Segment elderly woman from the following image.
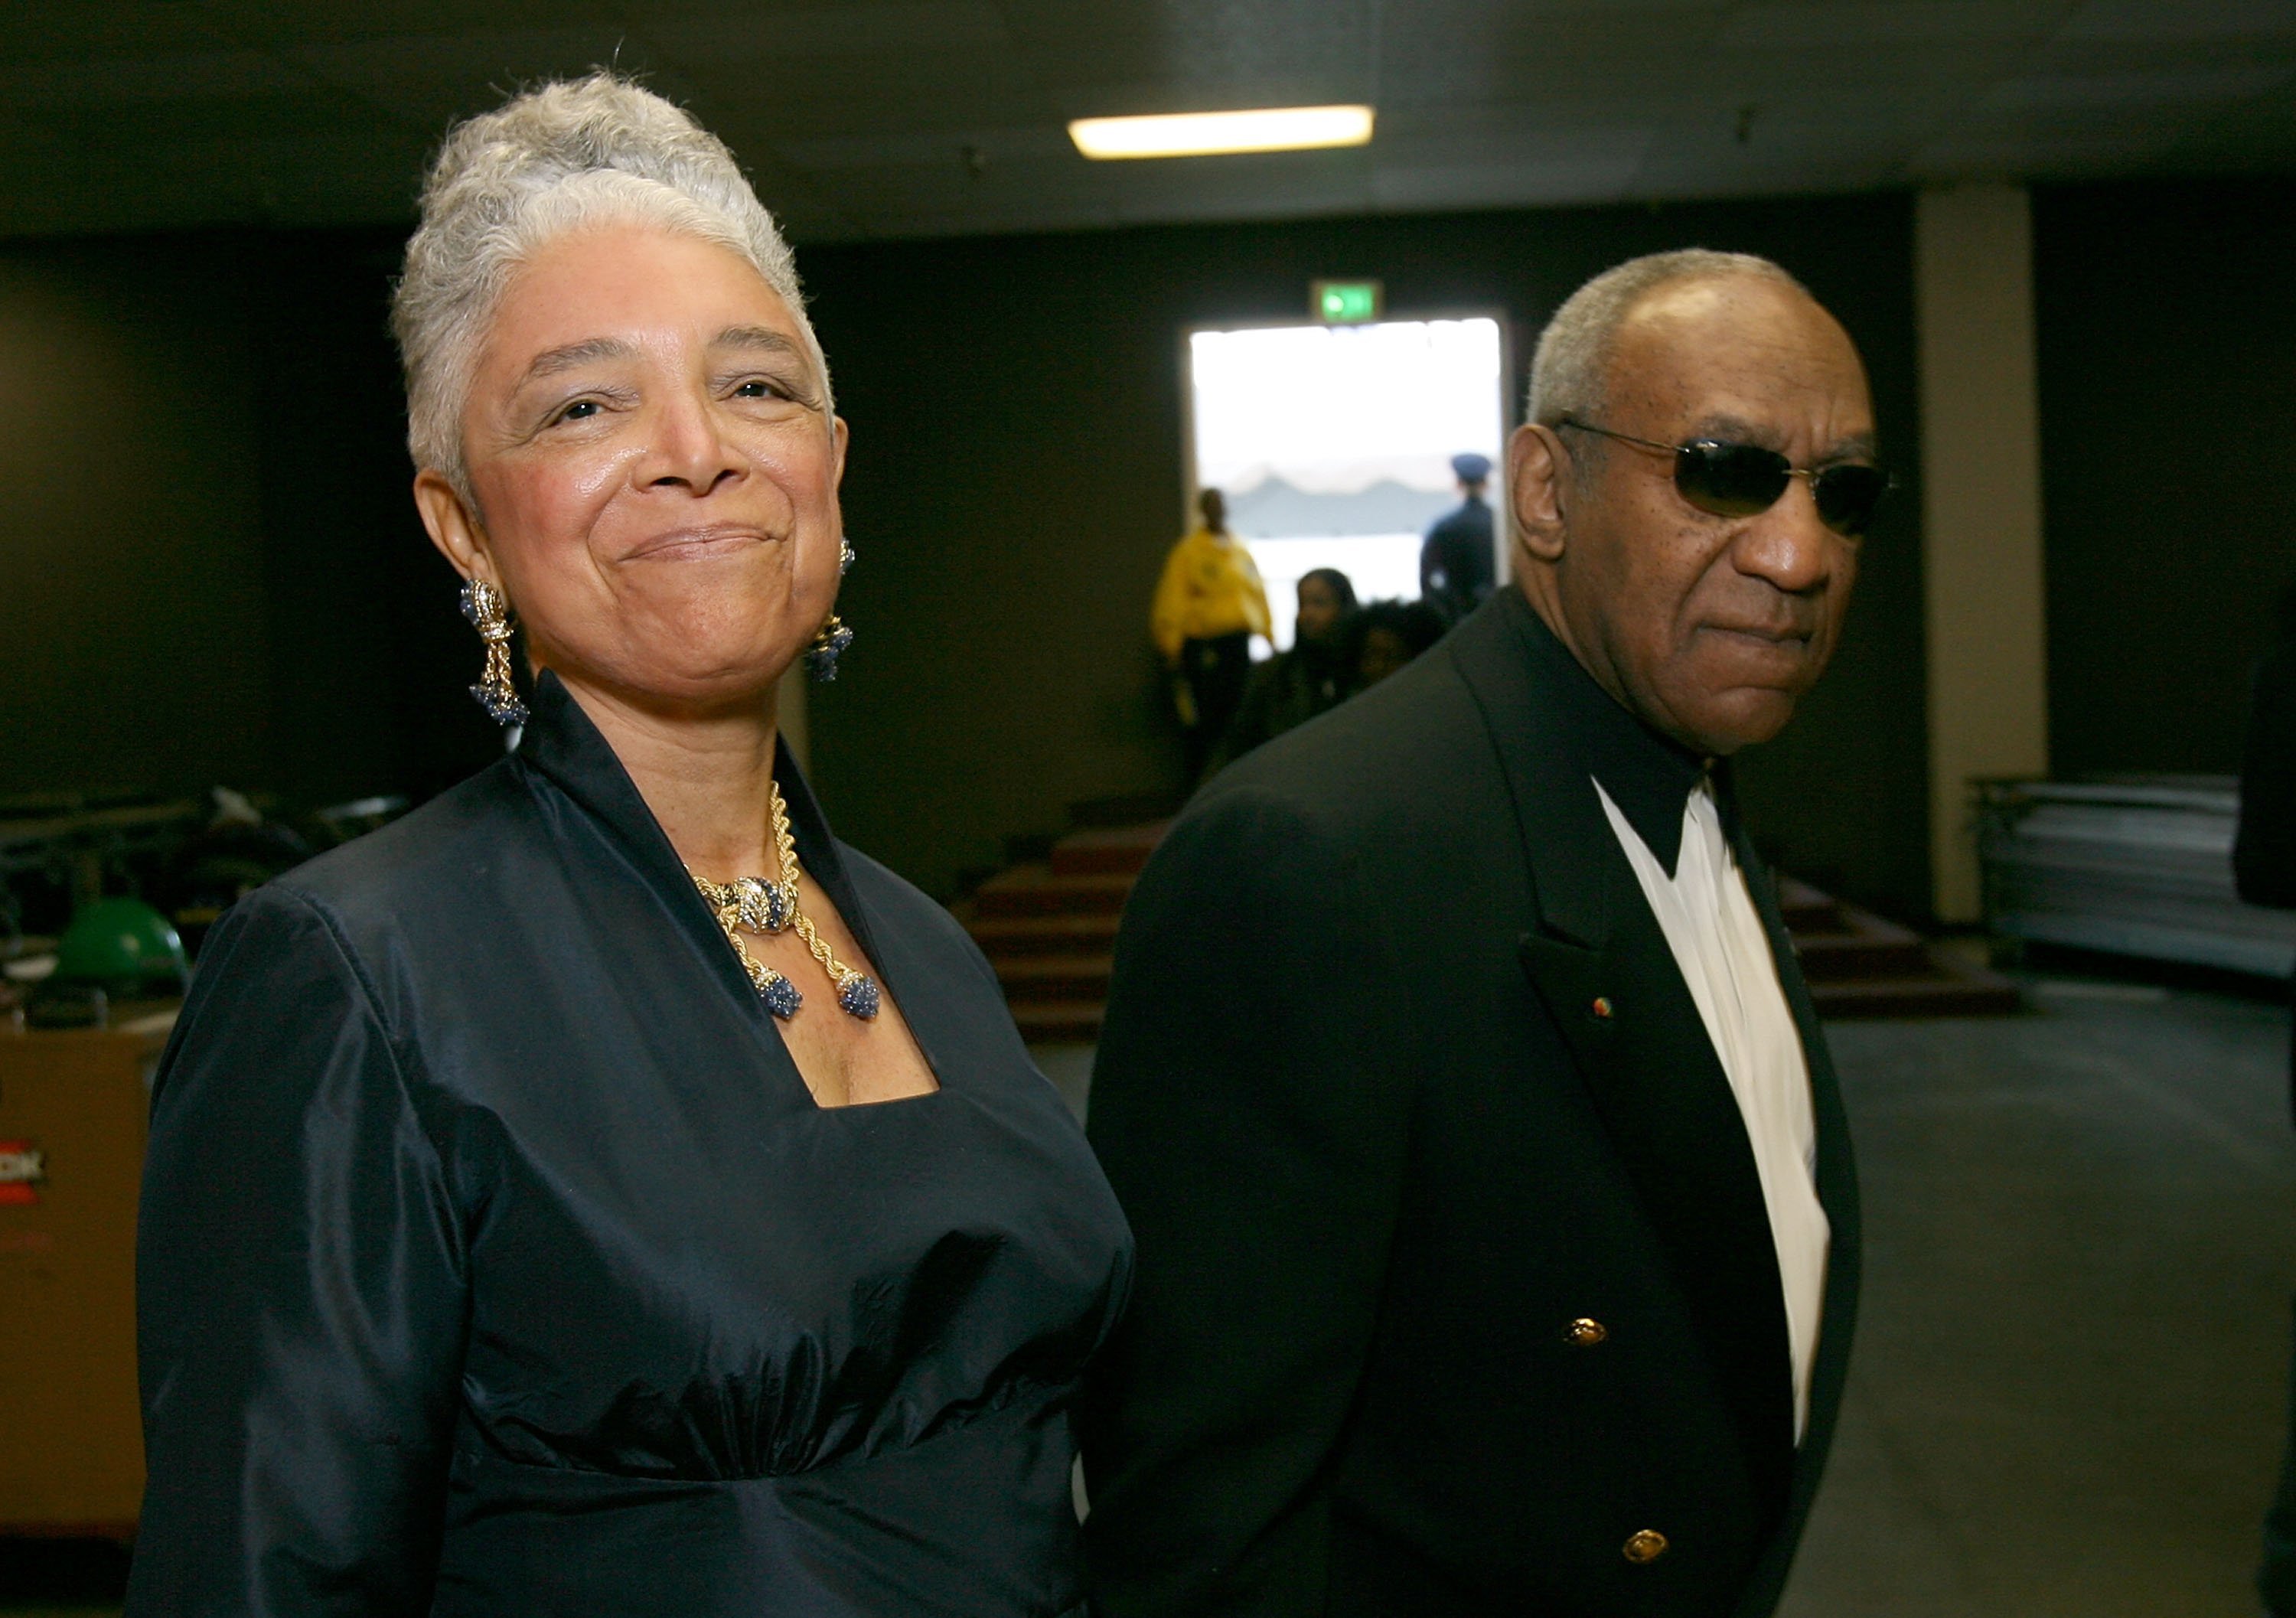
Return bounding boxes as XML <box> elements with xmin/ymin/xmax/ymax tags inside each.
<box><xmin>128</xmin><ymin>76</ymin><xmax>1130</xmax><ymax>1616</ymax></box>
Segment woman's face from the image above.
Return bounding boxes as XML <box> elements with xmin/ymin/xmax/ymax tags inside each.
<box><xmin>420</xmin><ymin>222</ymin><xmax>846</xmax><ymax>715</ymax></box>
<box><xmin>1294</xmin><ymin>577</ymin><xmax>1345</xmax><ymax>646</ymax></box>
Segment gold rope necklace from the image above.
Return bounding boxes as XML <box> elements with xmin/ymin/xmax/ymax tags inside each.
<box><xmin>690</xmin><ymin>780</ymin><xmax>882</xmax><ymax>1021</ymax></box>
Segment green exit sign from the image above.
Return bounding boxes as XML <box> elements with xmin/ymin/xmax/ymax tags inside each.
<box><xmin>1312</xmin><ymin>279</ymin><xmax>1383</xmax><ymax>324</ymax></box>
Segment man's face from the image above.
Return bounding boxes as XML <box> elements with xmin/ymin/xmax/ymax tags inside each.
<box><xmin>1537</xmin><ymin>277</ymin><xmax>1872</xmax><ymax>755</ymax></box>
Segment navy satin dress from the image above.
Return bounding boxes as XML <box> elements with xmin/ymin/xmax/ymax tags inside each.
<box><xmin>128</xmin><ymin>672</ymin><xmax>1133</xmax><ymax>1617</ymax></box>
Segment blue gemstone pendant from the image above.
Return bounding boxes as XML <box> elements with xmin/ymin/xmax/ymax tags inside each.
<box><xmin>837</xmin><ymin>974</ymin><xmax>882</xmax><ymax>1019</ymax></box>
<box><xmin>759</xmin><ymin>972</ymin><xmax>803</xmax><ymax>1019</ymax></box>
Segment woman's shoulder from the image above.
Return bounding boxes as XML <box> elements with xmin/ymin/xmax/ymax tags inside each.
<box><xmin>265</xmin><ymin>757</ymin><xmax>533</xmax><ymax>929</ymax></box>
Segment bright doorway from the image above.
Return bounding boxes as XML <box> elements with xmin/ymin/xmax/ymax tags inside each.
<box><xmin>1186</xmin><ymin>316</ymin><xmax>1510</xmax><ymax>650</ymax></box>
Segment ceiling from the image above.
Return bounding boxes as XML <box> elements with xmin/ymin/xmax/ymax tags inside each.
<box><xmin>4</xmin><ymin>0</ymin><xmax>2294</xmax><ymax>244</ymax></box>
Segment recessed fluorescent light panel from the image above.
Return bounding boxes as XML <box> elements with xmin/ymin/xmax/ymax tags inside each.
<box><xmin>1068</xmin><ymin>105</ymin><xmax>1375</xmax><ymax>160</ymax></box>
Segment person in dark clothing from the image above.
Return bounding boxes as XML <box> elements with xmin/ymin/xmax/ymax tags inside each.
<box><xmin>1419</xmin><ymin>450</ymin><xmax>1498</xmax><ymax>621</ymax></box>
<box><xmin>128</xmin><ymin>76</ymin><xmax>1130</xmax><ymax>1618</ymax></box>
<box><xmin>1342</xmin><ymin>597</ymin><xmax>1449</xmax><ymax>692</ymax></box>
<box><xmin>1082</xmin><ymin>250</ymin><xmax>1879</xmax><ymax>1617</ymax></box>
<box><xmin>2235</xmin><ymin>583</ymin><xmax>2296</xmax><ymax>1618</ymax></box>
<box><xmin>1212</xmin><ymin>567</ymin><xmax>1357</xmax><ymax>770</ymax></box>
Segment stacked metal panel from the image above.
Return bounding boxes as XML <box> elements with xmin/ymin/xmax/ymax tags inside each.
<box><xmin>1978</xmin><ymin>775</ymin><xmax>2296</xmax><ymax>979</ymax></box>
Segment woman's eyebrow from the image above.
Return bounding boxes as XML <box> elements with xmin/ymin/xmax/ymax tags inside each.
<box><xmin>517</xmin><ymin>335</ymin><xmax>632</xmax><ymax>389</ymax></box>
<box><xmin>713</xmin><ymin>325</ymin><xmax>803</xmax><ymax>359</ymax></box>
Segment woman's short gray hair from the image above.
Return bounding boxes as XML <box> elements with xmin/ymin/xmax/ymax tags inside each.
<box><xmin>392</xmin><ymin>72</ymin><xmax>827</xmax><ymax>498</ymax></box>
<box><xmin>1527</xmin><ymin>249</ymin><xmax>1807</xmax><ymax>427</ymax></box>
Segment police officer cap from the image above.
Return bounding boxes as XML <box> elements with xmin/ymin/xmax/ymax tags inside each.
<box><xmin>1451</xmin><ymin>452</ymin><xmax>1492</xmax><ymax>484</ymax></box>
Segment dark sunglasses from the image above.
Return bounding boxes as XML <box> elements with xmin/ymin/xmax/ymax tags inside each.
<box><xmin>1556</xmin><ymin>416</ymin><xmax>1892</xmax><ymax>538</ymax></box>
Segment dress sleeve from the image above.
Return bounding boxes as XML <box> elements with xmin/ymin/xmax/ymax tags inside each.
<box><xmin>127</xmin><ymin>886</ymin><xmax>466</xmax><ymax>1616</ymax></box>
<box><xmin>1079</xmin><ymin>786</ymin><xmax>1411</xmax><ymax>1616</ymax></box>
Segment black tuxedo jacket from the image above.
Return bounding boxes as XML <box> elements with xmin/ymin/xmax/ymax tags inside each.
<box><xmin>1080</xmin><ymin>589</ymin><xmax>1860</xmax><ymax>1617</ymax></box>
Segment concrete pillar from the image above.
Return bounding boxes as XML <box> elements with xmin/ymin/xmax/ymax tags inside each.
<box><xmin>1915</xmin><ymin>182</ymin><xmax>2050</xmax><ymax>923</ymax></box>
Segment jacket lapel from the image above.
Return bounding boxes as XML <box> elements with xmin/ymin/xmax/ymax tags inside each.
<box><xmin>1447</xmin><ymin>594</ymin><xmax>1797</xmax><ymax>1509</ymax></box>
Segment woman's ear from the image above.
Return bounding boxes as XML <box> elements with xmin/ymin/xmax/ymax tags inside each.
<box><xmin>1508</xmin><ymin>422</ymin><xmax>1571</xmax><ymax>566</ymax></box>
<box><xmin>413</xmin><ymin>468</ymin><xmax>496</xmax><ymax>586</ymax></box>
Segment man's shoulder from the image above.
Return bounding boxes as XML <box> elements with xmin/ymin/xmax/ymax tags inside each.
<box><xmin>1189</xmin><ymin>640</ymin><xmax>1495</xmax><ymax>843</ymax></box>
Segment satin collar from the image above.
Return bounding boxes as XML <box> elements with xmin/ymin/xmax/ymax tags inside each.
<box><xmin>1500</xmin><ymin>590</ymin><xmax>1720</xmax><ymax>879</ymax></box>
<box><xmin>510</xmin><ymin>669</ymin><xmax>863</xmax><ymax>935</ymax></box>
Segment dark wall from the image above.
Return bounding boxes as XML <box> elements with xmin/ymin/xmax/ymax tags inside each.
<box><xmin>2034</xmin><ymin>178</ymin><xmax>2296</xmax><ymax>780</ymax></box>
<box><xmin>0</xmin><ymin>236</ymin><xmax>269</xmax><ymax>804</ymax></box>
<box><xmin>804</xmin><ymin>194</ymin><xmax>1931</xmax><ymax>917</ymax></box>
<box><xmin>8</xmin><ymin>194</ymin><xmax>1930</xmax><ymax>922</ymax></box>
<box><xmin>0</xmin><ymin>227</ymin><xmax>503</xmax><ymax>815</ymax></box>
<box><xmin>240</xmin><ymin>230</ymin><xmax>504</xmax><ymax>806</ymax></box>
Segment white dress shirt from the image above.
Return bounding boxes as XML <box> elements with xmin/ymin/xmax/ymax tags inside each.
<box><xmin>1596</xmin><ymin>778</ymin><xmax>1831</xmax><ymax>1442</ymax></box>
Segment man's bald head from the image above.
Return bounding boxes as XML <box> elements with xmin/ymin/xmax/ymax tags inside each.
<box><xmin>1528</xmin><ymin>249</ymin><xmax>1812</xmax><ymax>432</ymax></box>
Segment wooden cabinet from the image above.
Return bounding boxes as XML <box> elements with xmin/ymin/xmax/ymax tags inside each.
<box><xmin>0</xmin><ymin>1010</ymin><xmax>173</xmax><ymax>1536</ymax></box>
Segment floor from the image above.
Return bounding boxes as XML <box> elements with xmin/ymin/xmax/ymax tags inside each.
<box><xmin>1778</xmin><ymin>981</ymin><xmax>2296</xmax><ymax>1618</ymax></box>
<box><xmin>1042</xmin><ymin>977</ymin><xmax>2296</xmax><ymax>1618</ymax></box>
<box><xmin>9</xmin><ymin>987</ymin><xmax>2288</xmax><ymax>1615</ymax></box>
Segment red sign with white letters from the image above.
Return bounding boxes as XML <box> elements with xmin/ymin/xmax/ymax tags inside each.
<box><xmin>0</xmin><ymin>1140</ymin><xmax>45</xmax><ymax>1205</ymax></box>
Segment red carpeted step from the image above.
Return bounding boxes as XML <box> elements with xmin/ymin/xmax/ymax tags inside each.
<box><xmin>1792</xmin><ymin>906</ymin><xmax>1932</xmax><ymax>982</ymax></box>
<box><xmin>1008</xmin><ymin>1000</ymin><xmax>1107</xmax><ymax>1043</ymax></box>
<box><xmin>1778</xmin><ymin>876</ymin><xmax>2021</xmax><ymax>1019</ymax></box>
<box><xmin>1812</xmin><ymin>972</ymin><xmax>2022</xmax><ymax>1019</ymax></box>
<box><xmin>973</xmin><ymin>863</ymin><xmax>1136</xmax><ymax>918</ymax></box>
<box><xmin>966</xmin><ymin>912</ymin><xmax>1124</xmax><ymax>957</ymax></box>
<box><xmin>991</xmin><ymin>954</ymin><xmax>1116</xmax><ymax>1003</ymax></box>
<box><xmin>1048</xmin><ymin>821</ymin><xmax>1171</xmax><ymax>878</ymax></box>
<box><xmin>1776</xmin><ymin>875</ymin><xmax>1844</xmax><ymax>935</ymax></box>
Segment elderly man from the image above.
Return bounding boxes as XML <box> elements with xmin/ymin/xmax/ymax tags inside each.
<box><xmin>1081</xmin><ymin>249</ymin><xmax>1884</xmax><ymax>1617</ymax></box>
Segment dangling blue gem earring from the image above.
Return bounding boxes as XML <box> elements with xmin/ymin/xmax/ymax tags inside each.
<box><xmin>805</xmin><ymin>541</ymin><xmax>856</xmax><ymax>681</ymax></box>
<box><xmin>460</xmin><ymin>579</ymin><xmax>527</xmax><ymax>726</ymax></box>
<box><xmin>805</xmin><ymin>615</ymin><xmax>853</xmax><ymax>681</ymax></box>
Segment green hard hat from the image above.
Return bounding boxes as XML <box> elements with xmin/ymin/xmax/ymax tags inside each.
<box><xmin>54</xmin><ymin>898</ymin><xmax>188</xmax><ymax>995</ymax></box>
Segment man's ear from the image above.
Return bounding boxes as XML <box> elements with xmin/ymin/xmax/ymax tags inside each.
<box><xmin>413</xmin><ymin>468</ymin><xmax>497</xmax><ymax>587</ymax></box>
<box><xmin>1508</xmin><ymin>422</ymin><xmax>1571</xmax><ymax>566</ymax></box>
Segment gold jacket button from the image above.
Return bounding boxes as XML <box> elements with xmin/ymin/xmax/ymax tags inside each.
<box><xmin>1590</xmin><ymin>995</ymin><xmax>1616</xmax><ymax>1019</ymax></box>
<box><xmin>1623</xmin><ymin>1529</ymin><xmax>1668</xmax><ymax>1564</ymax></box>
<box><xmin>1564</xmin><ymin>1317</ymin><xmax>1608</xmax><ymax>1347</ymax></box>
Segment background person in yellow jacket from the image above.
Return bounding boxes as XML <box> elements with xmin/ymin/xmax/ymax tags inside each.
<box><xmin>1152</xmin><ymin>488</ymin><xmax>1272</xmax><ymax>780</ymax></box>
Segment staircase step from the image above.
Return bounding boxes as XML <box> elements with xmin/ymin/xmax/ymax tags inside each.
<box><xmin>1812</xmin><ymin>970</ymin><xmax>2023</xmax><ymax>1019</ymax></box>
<box><xmin>1008</xmin><ymin>999</ymin><xmax>1107</xmax><ymax>1042</ymax></box>
<box><xmin>1049</xmin><ymin>821</ymin><xmax>1170</xmax><ymax>878</ymax></box>
<box><xmin>967</xmin><ymin>912</ymin><xmax>1124</xmax><ymax>957</ymax></box>
<box><xmin>1794</xmin><ymin>906</ymin><xmax>1929</xmax><ymax>981</ymax></box>
<box><xmin>1068</xmin><ymin>789</ymin><xmax>1186</xmax><ymax>828</ymax></box>
<box><xmin>1776</xmin><ymin>875</ymin><xmax>1844</xmax><ymax>933</ymax></box>
<box><xmin>993</xmin><ymin>954</ymin><xmax>1115</xmax><ymax>1003</ymax></box>
<box><xmin>974</xmin><ymin>863</ymin><xmax>1137</xmax><ymax>918</ymax></box>
<box><xmin>1780</xmin><ymin>876</ymin><xmax>2020</xmax><ymax>1020</ymax></box>
<box><xmin>1796</xmin><ymin>935</ymin><xmax>1934</xmax><ymax>980</ymax></box>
